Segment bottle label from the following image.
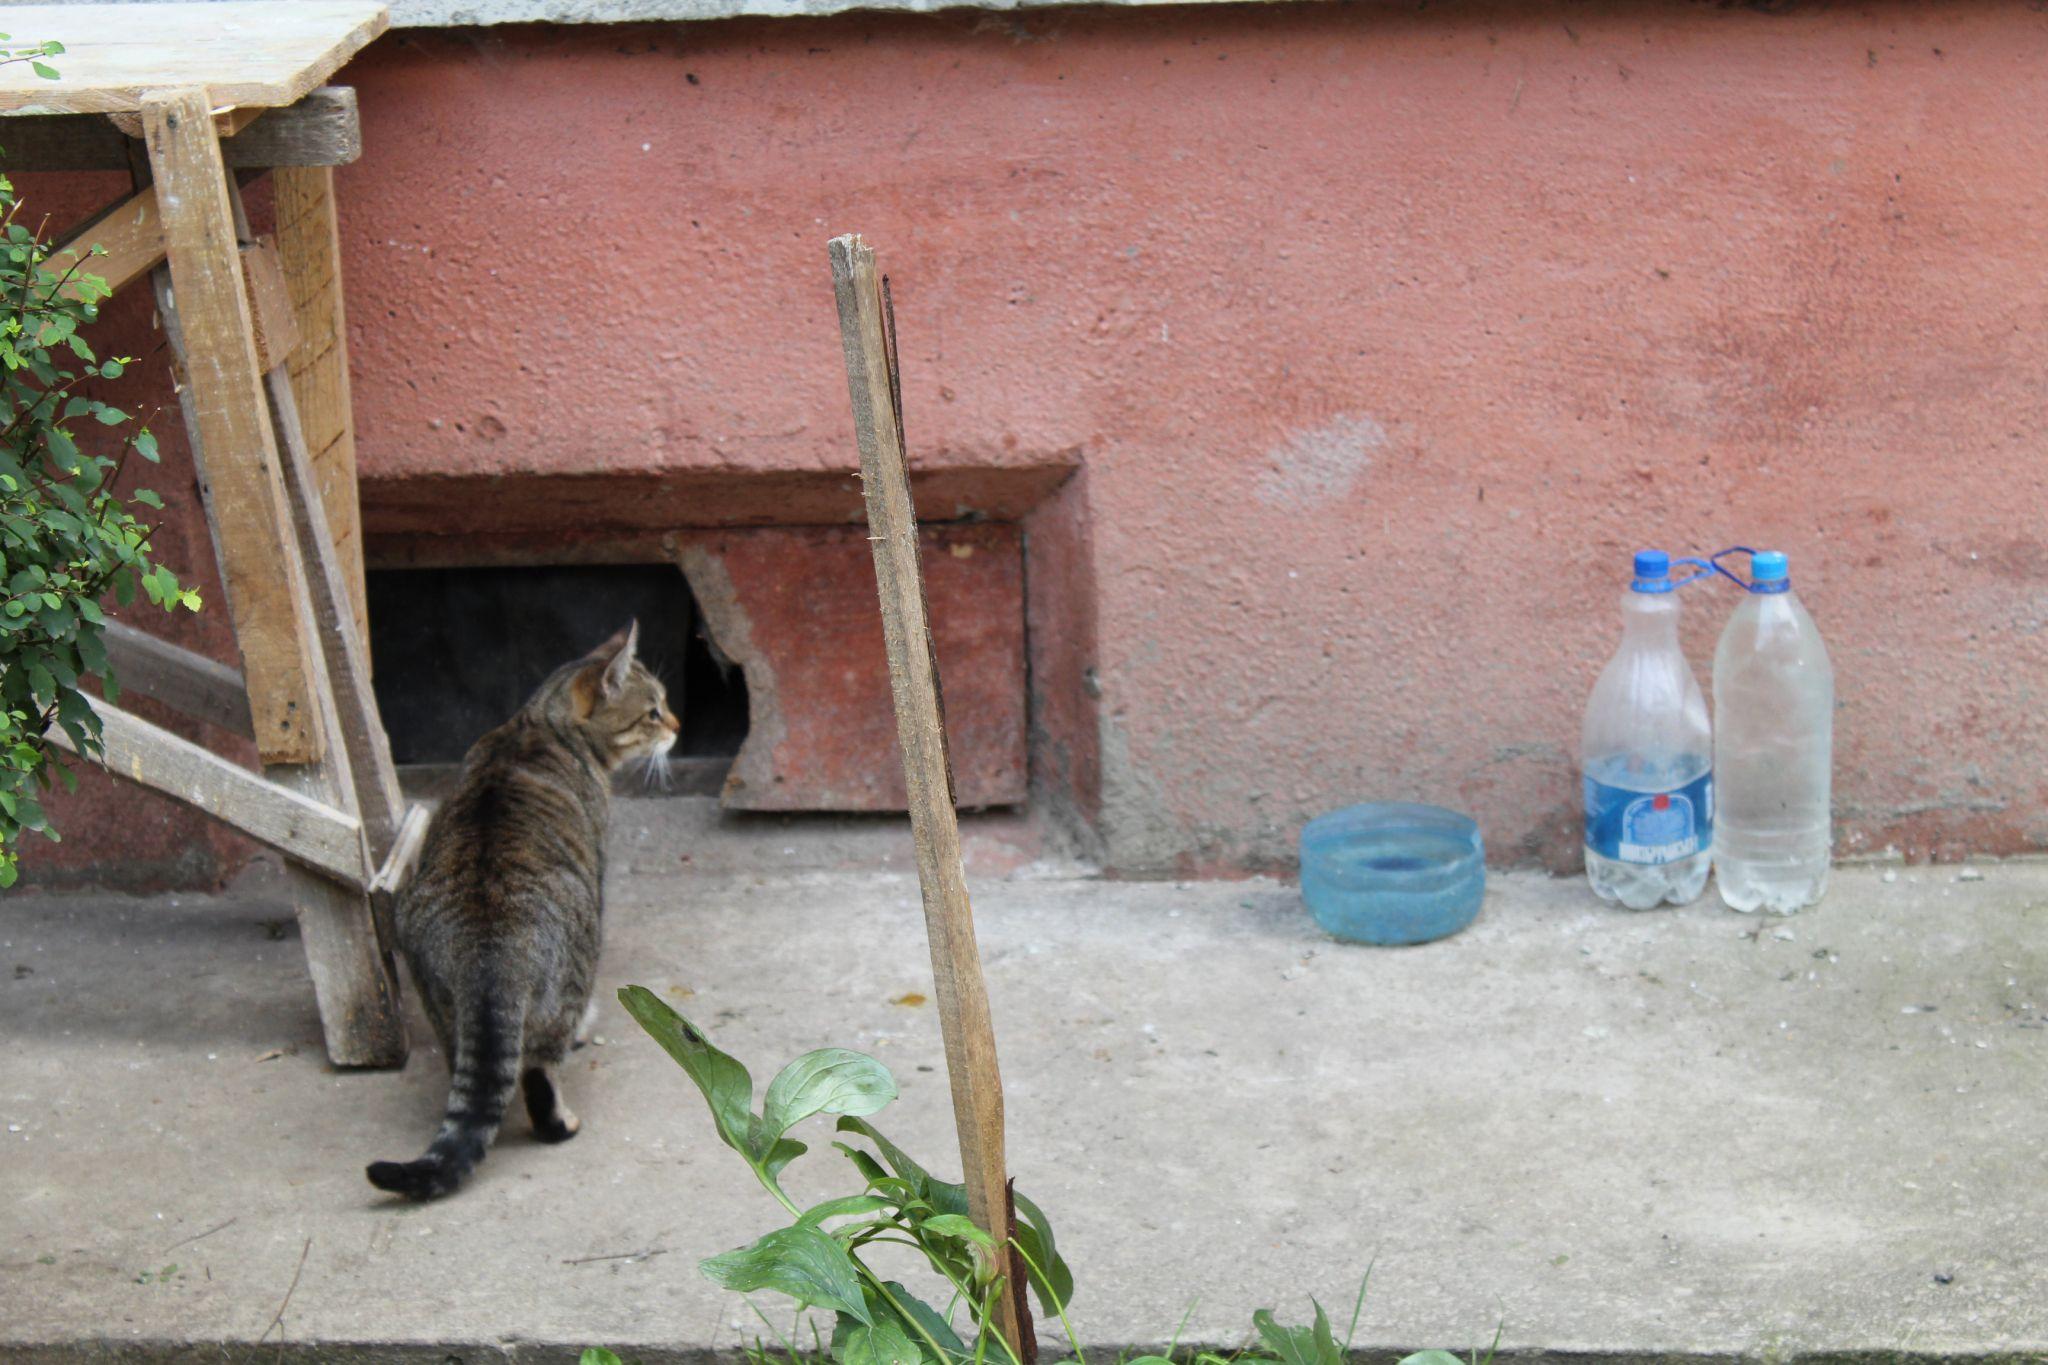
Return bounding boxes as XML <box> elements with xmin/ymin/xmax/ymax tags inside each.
<box><xmin>1584</xmin><ymin>771</ymin><xmax>1712</xmax><ymax>864</ymax></box>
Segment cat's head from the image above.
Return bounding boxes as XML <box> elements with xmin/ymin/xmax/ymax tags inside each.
<box><xmin>567</xmin><ymin>621</ymin><xmax>679</xmax><ymax>767</ymax></box>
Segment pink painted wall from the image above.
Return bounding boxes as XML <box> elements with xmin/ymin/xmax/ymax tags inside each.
<box><xmin>30</xmin><ymin>0</ymin><xmax>2048</xmax><ymax>885</ymax></box>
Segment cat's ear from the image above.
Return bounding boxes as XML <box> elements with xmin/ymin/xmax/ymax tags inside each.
<box><xmin>597</xmin><ymin>619</ymin><xmax>639</xmax><ymax>699</ymax></box>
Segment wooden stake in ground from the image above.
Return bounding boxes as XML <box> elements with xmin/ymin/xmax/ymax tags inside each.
<box><xmin>828</xmin><ymin>234</ymin><xmax>1030</xmax><ymax>1361</ymax></box>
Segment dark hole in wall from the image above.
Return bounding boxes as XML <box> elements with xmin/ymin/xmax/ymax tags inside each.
<box><xmin>366</xmin><ymin>564</ymin><xmax>747</xmax><ymax>766</ymax></box>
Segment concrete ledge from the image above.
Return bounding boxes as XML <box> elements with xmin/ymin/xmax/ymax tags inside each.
<box><xmin>45</xmin><ymin>0</ymin><xmax>1298</xmax><ymax>30</ymax></box>
<box><xmin>3</xmin><ymin>806</ymin><xmax>2044</xmax><ymax>1360</ymax></box>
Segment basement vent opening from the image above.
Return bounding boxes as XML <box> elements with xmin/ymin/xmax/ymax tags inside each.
<box><xmin>366</xmin><ymin>564</ymin><xmax>747</xmax><ymax>783</ymax></box>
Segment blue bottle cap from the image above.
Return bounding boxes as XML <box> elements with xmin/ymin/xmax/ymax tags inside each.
<box><xmin>1632</xmin><ymin>549</ymin><xmax>1670</xmax><ymax>592</ymax></box>
<box><xmin>1753</xmin><ymin>550</ymin><xmax>1789</xmax><ymax>582</ymax></box>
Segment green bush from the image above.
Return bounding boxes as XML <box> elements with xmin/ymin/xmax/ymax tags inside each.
<box><xmin>0</xmin><ymin>69</ymin><xmax>200</xmax><ymax>887</ymax></box>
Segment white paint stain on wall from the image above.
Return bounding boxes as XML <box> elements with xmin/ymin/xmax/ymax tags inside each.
<box><xmin>1253</xmin><ymin>413</ymin><xmax>1386</xmax><ymax>511</ymax></box>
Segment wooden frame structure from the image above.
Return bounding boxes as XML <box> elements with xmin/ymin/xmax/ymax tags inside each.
<box><xmin>3</xmin><ymin>4</ymin><xmax>418</xmax><ymax>1066</ymax></box>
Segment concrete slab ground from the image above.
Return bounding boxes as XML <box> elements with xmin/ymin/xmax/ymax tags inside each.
<box><xmin>3</xmin><ymin>797</ymin><xmax>2046</xmax><ymax>1363</ymax></box>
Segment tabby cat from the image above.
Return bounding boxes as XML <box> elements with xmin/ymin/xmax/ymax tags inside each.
<box><xmin>367</xmin><ymin>621</ymin><xmax>677</xmax><ymax>1200</ymax></box>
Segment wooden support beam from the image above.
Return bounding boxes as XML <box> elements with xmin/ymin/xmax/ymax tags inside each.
<box><xmin>371</xmin><ymin>804</ymin><xmax>430</xmax><ymax>899</ymax></box>
<box><xmin>100</xmin><ymin>620</ymin><xmax>254</xmax><ymax>739</ymax></box>
<box><xmin>269</xmin><ymin>365</ymin><xmax>405</xmax><ymax>856</ymax></box>
<box><xmin>0</xmin><ymin>88</ymin><xmax>366</xmax><ymax>172</ymax></box>
<box><xmin>46</xmin><ymin>700</ymin><xmax>366</xmax><ymax>890</ymax></box>
<box><xmin>143</xmin><ymin>87</ymin><xmax>325</xmax><ymax>765</ymax></box>
<box><xmin>240</xmin><ymin>238</ymin><xmax>302</xmax><ymax>372</ymax></box>
<box><xmin>829</xmin><ymin>233</ymin><xmax>1028</xmax><ymax>1360</ymax></box>
<box><xmin>273</xmin><ymin>163</ymin><xmax>369</xmax><ymax>651</ymax></box>
<box><xmin>140</xmin><ymin>90</ymin><xmax>406</xmax><ymax>1066</ymax></box>
<box><xmin>49</xmin><ymin>185</ymin><xmax>164</xmax><ymax>299</ymax></box>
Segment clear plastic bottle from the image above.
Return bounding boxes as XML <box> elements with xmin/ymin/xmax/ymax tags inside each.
<box><xmin>1712</xmin><ymin>550</ymin><xmax>1833</xmax><ymax>914</ymax></box>
<box><xmin>1583</xmin><ymin>550</ymin><xmax>1713</xmax><ymax>909</ymax></box>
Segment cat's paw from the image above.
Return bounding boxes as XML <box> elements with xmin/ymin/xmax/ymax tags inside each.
<box><xmin>534</xmin><ymin>1108</ymin><xmax>581</xmax><ymax>1144</ymax></box>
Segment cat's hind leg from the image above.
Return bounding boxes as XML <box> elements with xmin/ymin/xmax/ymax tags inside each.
<box><xmin>521</xmin><ymin>1063</ymin><xmax>580</xmax><ymax>1143</ymax></box>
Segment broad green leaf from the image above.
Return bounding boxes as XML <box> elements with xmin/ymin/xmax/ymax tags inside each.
<box><xmin>879</xmin><ymin>1283</ymin><xmax>969</xmax><ymax>1364</ymax></box>
<box><xmin>616</xmin><ymin>986</ymin><xmax>754</xmax><ymax>1157</ymax></box>
<box><xmin>836</xmin><ymin>1117</ymin><xmax>933</xmax><ymax>1188</ymax></box>
<box><xmin>763</xmin><ymin>1048</ymin><xmax>897</xmax><ymax>1139</ymax></box>
<box><xmin>918</xmin><ymin>1214</ymin><xmax>994</xmax><ymax>1249</ymax></box>
<box><xmin>797</xmin><ymin>1194</ymin><xmax>897</xmax><ymax>1228</ymax></box>
<box><xmin>699</xmin><ymin>1225</ymin><xmax>869</xmax><ymax>1324</ymax></box>
<box><xmin>1396</xmin><ymin>1354</ymin><xmax>1467</xmax><ymax>1365</ymax></box>
<box><xmin>833</xmin><ymin>1313</ymin><xmax>920</xmax><ymax>1365</ymax></box>
<box><xmin>31</xmin><ymin>61</ymin><xmax>58</xmax><ymax>82</ymax></box>
<box><xmin>579</xmin><ymin>1351</ymin><xmax>625</xmax><ymax>1365</ymax></box>
<box><xmin>1013</xmin><ymin>1188</ymin><xmax>1074</xmax><ymax>1315</ymax></box>
<box><xmin>1251</xmin><ymin>1301</ymin><xmax>1342</xmax><ymax>1365</ymax></box>
<box><xmin>759</xmin><ymin>1131</ymin><xmax>808</xmax><ymax>1182</ymax></box>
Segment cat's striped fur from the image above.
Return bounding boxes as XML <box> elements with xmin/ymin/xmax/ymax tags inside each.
<box><xmin>367</xmin><ymin>622</ymin><xmax>676</xmax><ymax>1200</ymax></box>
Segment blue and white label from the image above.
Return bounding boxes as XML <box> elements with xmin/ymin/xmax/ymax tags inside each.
<box><xmin>1584</xmin><ymin>771</ymin><xmax>1712</xmax><ymax>864</ymax></box>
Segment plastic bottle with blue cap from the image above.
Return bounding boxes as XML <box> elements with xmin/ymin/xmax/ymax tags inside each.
<box><xmin>1709</xmin><ymin>548</ymin><xmax>1834</xmax><ymax>913</ymax></box>
<box><xmin>1582</xmin><ymin>549</ymin><xmax>1714</xmax><ymax>908</ymax></box>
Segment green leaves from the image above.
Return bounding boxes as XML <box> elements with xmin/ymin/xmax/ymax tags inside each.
<box><xmin>833</xmin><ymin>1311</ymin><xmax>920</xmax><ymax>1365</ymax></box>
<box><xmin>0</xmin><ymin>145</ymin><xmax>197</xmax><ymax>889</ymax></box>
<box><xmin>618</xmin><ymin>986</ymin><xmax>756</xmax><ymax>1155</ymax></box>
<box><xmin>1252</xmin><ymin>1301</ymin><xmax>1343</xmax><ymax>1365</ymax></box>
<box><xmin>701</xmin><ymin>1226</ymin><xmax>870</xmax><ymax>1324</ymax></box>
<box><xmin>763</xmin><ymin>1048</ymin><xmax>898</xmax><ymax>1137</ymax></box>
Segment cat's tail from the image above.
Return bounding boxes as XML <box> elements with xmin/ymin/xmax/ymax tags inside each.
<box><xmin>366</xmin><ymin>992</ymin><xmax>524</xmax><ymax>1201</ymax></box>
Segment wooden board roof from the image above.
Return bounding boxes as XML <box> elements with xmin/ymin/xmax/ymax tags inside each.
<box><xmin>0</xmin><ymin>2</ymin><xmax>388</xmax><ymax>115</ymax></box>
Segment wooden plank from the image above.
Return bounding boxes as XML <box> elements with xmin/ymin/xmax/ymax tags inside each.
<box><xmin>273</xmin><ymin>163</ymin><xmax>369</xmax><ymax>651</ymax></box>
<box><xmin>829</xmin><ymin>233</ymin><xmax>1028</xmax><ymax>1359</ymax></box>
<box><xmin>0</xmin><ymin>87</ymin><xmax>364</xmax><ymax>171</ymax></box>
<box><xmin>137</xmin><ymin>107</ymin><xmax>403</xmax><ymax>1067</ymax></box>
<box><xmin>0</xmin><ymin>4</ymin><xmax>389</xmax><ymax>115</ymax></box>
<box><xmin>143</xmin><ymin>87</ymin><xmax>324</xmax><ymax>765</ymax></box>
<box><xmin>370</xmin><ymin>803</ymin><xmax>429</xmax><ymax>898</ymax></box>
<box><xmin>100</xmin><ymin>620</ymin><xmax>253</xmax><ymax>738</ymax></box>
<box><xmin>240</xmin><ymin>238</ymin><xmax>302</xmax><ymax>372</ymax></box>
<box><xmin>48</xmin><ymin>184</ymin><xmax>163</xmax><ymax>299</ymax></box>
<box><xmin>45</xmin><ymin>700</ymin><xmax>365</xmax><ymax>888</ymax></box>
<box><xmin>269</xmin><ymin>365</ymin><xmax>405</xmax><ymax>856</ymax></box>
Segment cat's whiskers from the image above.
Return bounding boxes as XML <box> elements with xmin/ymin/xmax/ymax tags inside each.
<box><xmin>638</xmin><ymin>750</ymin><xmax>673</xmax><ymax>793</ymax></box>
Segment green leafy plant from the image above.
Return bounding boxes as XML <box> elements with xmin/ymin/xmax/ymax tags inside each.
<box><xmin>0</xmin><ymin>104</ymin><xmax>201</xmax><ymax>886</ymax></box>
<box><xmin>608</xmin><ymin>990</ymin><xmax>1495</xmax><ymax>1365</ymax></box>
<box><xmin>618</xmin><ymin>984</ymin><xmax>1069</xmax><ymax>1365</ymax></box>
<box><xmin>0</xmin><ymin>34</ymin><xmax>66</xmax><ymax>83</ymax></box>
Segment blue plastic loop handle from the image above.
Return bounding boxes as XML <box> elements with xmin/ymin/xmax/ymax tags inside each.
<box><xmin>1668</xmin><ymin>557</ymin><xmax>1716</xmax><ymax>589</ymax></box>
<box><xmin>1708</xmin><ymin>546</ymin><xmax>1788</xmax><ymax>594</ymax></box>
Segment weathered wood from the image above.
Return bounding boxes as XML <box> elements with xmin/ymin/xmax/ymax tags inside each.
<box><xmin>140</xmin><ymin>96</ymin><xmax>405</xmax><ymax>1067</ymax></box>
<box><xmin>100</xmin><ymin>620</ymin><xmax>253</xmax><ymax>738</ymax></box>
<box><xmin>144</xmin><ymin>87</ymin><xmax>325</xmax><ymax>765</ymax></box>
<box><xmin>46</xmin><ymin>700</ymin><xmax>365</xmax><ymax>889</ymax></box>
<box><xmin>49</xmin><ymin>185</ymin><xmax>163</xmax><ymax>299</ymax></box>
<box><xmin>240</xmin><ymin>238</ymin><xmax>302</xmax><ymax>372</ymax></box>
<box><xmin>269</xmin><ymin>365</ymin><xmax>405</xmax><ymax>857</ymax></box>
<box><xmin>0</xmin><ymin>88</ymin><xmax>365</xmax><ymax>171</ymax></box>
<box><xmin>829</xmin><ymin>233</ymin><xmax>1027</xmax><ymax>1358</ymax></box>
<box><xmin>370</xmin><ymin>803</ymin><xmax>429</xmax><ymax>898</ymax></box>
<box><xmin>0</xmin><ymin>4</ymin><xmax>389</xmax><ymax>115</ymax></box>
<box><xmin>273</xmin><ymin>163</ymin><xmax>369</xmax><ymax>651</ymax></box>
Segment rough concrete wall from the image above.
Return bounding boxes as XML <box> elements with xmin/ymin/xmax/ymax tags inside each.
<box><xmin>24</xmin><ymin>0</ymin><xmax>2048</xmax><ymax>887</ymax></box>
<box><xmin>330</xmin><ymin>3</ymin><xmax>2048</xmax><ymax>874</ymax></box>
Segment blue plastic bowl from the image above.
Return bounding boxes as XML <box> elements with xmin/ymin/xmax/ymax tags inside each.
<box><xmin>1299</xmin><ymin>802</ymin><xmax>1485</xmax><ymax>945</ymax></box>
